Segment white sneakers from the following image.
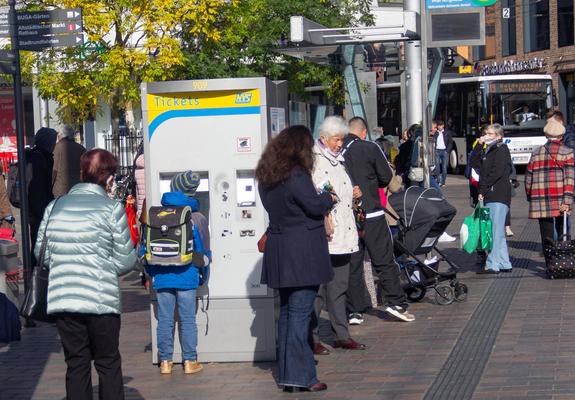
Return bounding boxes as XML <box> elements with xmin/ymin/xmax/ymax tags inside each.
<box><xmin>505</xmin><ymin>226</ymin><xmax>514</xmax><ymax>237</ymax></box>
<box><xmin>438</xmin><ymin>232</ymin><xmax>456</xmax><ymax>243</ymax></box>
<box><xmin>385</xmin><ymin>306</ymin><xmax>416</xmax><ymax>322</ymax></box>
<box><xmin>348</xmin><ymin>313</ymin><xmax>364</xmax><ymax>325</ymax></box>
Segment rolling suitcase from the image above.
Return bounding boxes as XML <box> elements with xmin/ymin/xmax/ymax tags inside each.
<box><xmin>544</xmin><ymin>213</ymin><xmax>575</xmax><ymax>279</ymax></box>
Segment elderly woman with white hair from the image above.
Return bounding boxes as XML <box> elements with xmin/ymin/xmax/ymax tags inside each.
<box><xmin>526</xmin><ymin>118</ymin><xmax>575</xmax><ymax>251</ymax></box>
<box><xmin>52</xmin><ymin>125</ymin><xmax>86</xmax><ymax>197</ymax></box>
<box><xmin>310</xmin><ymin>116</ymin><xmax>366</xmax><ymax>354</ymax></box>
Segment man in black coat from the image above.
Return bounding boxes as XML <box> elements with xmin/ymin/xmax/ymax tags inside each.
<box><xmin>342</xmin><ymin>117</ymin><xmax>414</xmax><ymax>323</ymax></box>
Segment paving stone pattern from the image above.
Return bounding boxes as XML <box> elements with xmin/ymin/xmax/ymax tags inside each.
<box><xmin>1</xmin><ymin>176</ymin><xmax>574</xmax><ymax>400</ymax></box>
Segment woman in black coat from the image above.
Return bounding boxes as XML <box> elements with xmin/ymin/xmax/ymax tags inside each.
<box><xmin>256</xmin><ymin>126</ymin><xmax>335</xmax><ymax>393</ymax></box>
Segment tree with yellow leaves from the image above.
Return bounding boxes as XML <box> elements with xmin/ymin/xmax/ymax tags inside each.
<box><xmin>26</xmin><ymin>0</ymin><xmax>229</xmax><ymax>130</ymax></box>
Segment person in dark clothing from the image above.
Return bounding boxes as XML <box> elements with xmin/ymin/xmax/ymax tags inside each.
<box><xmin>28</xmin><ymin>127</ymin><xmax>57</xmax><ymax>261</ymax></box>
<box><xmin>470</xmin><ymin>123</ymin><xmax>512</xmax><ymax>274</ymax></box>
<box><xmin>256</xmin><ymin>125</ymin><xmax>335</xmax><ymax>393</ymax></box>
<box><xmin>410</xmin><ymin>124</ymin><xmax>443</xmax><ymax>196</ymax></box>
<box><xmin>52</xmin><ymin>125</ymin><xmax>86</xmax><ymax>198</ymax></box>
<box><xmin>435</xmin><ymin>120</ymin><xmax>454</xmax><ymax>187</ymax></box>
<box><xmin>342</xmin><ymin>117</ymin><xmax>414</xmax><ymax>323</ymax></box>
<box><xmin>396</xmin><ymin>127</ymin><xmax>415</xmax><ymax>185</ymax></box>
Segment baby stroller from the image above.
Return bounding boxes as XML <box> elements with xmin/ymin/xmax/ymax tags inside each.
<box><xmin>386</xmin><ymin>186</ymin><xmax>468</xmax><ymax>305</ymax></box>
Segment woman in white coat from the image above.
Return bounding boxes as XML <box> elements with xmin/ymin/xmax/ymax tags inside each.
<box><xmin>310</xmin><ymin>116</ymin><xmax>366</xmax><ymax>354</ymax></box>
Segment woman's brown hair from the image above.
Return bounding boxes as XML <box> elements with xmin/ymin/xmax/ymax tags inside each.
<box><xmin>80</xmin><ymin>149</ymin><xmax>119</xmax><ymax>189</ymax></box>
<box><xmin>255</xmin><ymin>125</ymin><xmax>314</xmax><ymax>187</ymax></box>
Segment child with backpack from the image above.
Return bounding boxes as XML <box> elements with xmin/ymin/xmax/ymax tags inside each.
<box><xmin>143</xmin><ymin>171</ymin><xmax>211</xmax><ymax>375</ymax></box>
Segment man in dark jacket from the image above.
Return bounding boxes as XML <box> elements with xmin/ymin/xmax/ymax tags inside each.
<box><xmin>28</xmin><ymin>127</ymin><xmax>57</xmax><ymax>255</ymax></box>
<box><xmin>52</xmin><ymin>125</ymin><xmax>86</xmax><ymax>198</ymax></box>
<box><xmin>342</xmin><ymin>116</ymin><xmax>414</xmax><ymax>323</ymax></box>
<box><xmin>435</xmin><ymin>120</ymin><xmax>454</xmax><ymax>187</ymax></box>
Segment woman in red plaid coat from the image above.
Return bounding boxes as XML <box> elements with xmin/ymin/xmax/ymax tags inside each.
<box><xmin>525</xmin><ymin>118</ymin><xmax>575</xmax><ymax>248</ymax></box>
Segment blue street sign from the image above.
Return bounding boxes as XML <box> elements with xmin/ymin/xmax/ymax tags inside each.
<box><xmin>426</xmin><ymin>0</ymin><xmax>496</xmax><ymax>9</ymax></box>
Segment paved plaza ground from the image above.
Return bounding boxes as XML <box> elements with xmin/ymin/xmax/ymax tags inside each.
<box><xmin>2</xmin><ymin>175</ymin><xmax>575</xmax><ymax>400</ymax></box>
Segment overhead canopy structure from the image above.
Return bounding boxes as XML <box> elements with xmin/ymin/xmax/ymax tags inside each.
<box><xmin>290</xmin><ymin>12</ymin><xmax>419</xmax><ymax>46</ymax></box>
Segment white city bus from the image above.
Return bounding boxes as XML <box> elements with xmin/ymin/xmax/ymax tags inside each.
<box><xmin>377</xmin><ymin>74</ymin><xmax>555</xmax><ymax>169</ymax></box>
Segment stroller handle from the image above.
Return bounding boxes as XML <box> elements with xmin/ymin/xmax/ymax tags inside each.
<box><xmin>382</xmin><ymin>207</ymin><xmax>407</xmax><ymax>229</ymax></box>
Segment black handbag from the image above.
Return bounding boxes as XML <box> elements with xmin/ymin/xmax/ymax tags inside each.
<box><xmin>544</xmin><ymin>213</ymin><xmax>575</xmax><ymax>279</ymax></box>
<box><xmin>20</xmin><ymin>200</ymin><xmax>59</xmax><ymax>322</ymax></box>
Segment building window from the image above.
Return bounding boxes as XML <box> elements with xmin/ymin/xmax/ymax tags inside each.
<box><xmin>473</xmin><ymin>5</ymin><xmax>496</xmax><ymax>60</ymax></box>
<box><xmin>523</xmin><ymin>0</ymin><xmax>550</xmax><ymax>52</ymax></box>
<box><xmin>558</xmin><ymin>0</ymin><xmax>574</xmax><ymax>47</ymax></box>
<box><xmin>501</xmin><ymin>0</ymin><xmax>516</xmax><ymax>56</ymax></box>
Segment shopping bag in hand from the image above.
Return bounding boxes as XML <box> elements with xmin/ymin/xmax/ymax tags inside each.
<box><xmin>477</xmin><ymin>206</ymin><xmax>493</xmax><ymax>252</ymax></box>
<box><xmin>460</xmin><ymin>205</ymin><xmax>480</xmax><ymax>254</ymax></box>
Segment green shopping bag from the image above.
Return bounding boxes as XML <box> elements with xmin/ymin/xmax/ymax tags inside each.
<box><xmin>477</xmin><ymin>205</ymin><xmax>493</xmax><ymax>252</ymax></box>
<box><xmin>460</xmin><ymin>205</ymin><xmax>481</xmax><ymax>254</ymax></box>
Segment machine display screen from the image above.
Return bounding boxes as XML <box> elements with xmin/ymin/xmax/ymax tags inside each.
<box><xmin>236</xmin><ymin>170</ymin><xmax>256</xmax><ymax>207</ymax></box>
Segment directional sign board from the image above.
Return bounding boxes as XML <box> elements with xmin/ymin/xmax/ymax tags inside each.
<box><xmin>0</xmin><ymin>50</ymin><xmax>16</xmax><ymax>75</ymax></box>
<box><xmin>16</xmin><ymin>9</ymin><xmax>81</xmax><ymax>25</ymax></box>
<box><xmin>18</xmin><ymin>33</ymin><xmax>83</xmax><ymax>51</ymax></box>
<box><xmin>0</xmin><ymin>8</ymin><xmax>84</xmax><ymax>51</ymax></box>
<box><xmin>0</xmin><ymin>62</ymin><xmax>16</xmax><ymax>74</ymax></box>
<box><xmin>17</xmin><ymin>22</ymin><xmax>83</xmax><ymax>37</ymax></box>
<box><xmin>0</xmin><ymin>21</ymin><xmax>83</xmax><ymax>38</ymax></box>
<box><xmin>0</xmin><ymin>50</ymin><xmax>15</xmax><ymax>62</ymax></box>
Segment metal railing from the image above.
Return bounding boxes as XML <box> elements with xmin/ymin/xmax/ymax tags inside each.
<box><xmin>104</xmin><ymin>130</ymin><xmax>143</xmax><ymax>177</ymax></box>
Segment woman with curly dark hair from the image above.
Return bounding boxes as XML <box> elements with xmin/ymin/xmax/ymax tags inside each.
<box><xmin>256</xmin><ymin>125</ymin><xmax>336</xmax><ymax>393</ymax></box>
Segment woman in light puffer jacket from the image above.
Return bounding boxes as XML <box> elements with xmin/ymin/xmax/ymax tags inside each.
<box><xmin>35</xmin><ymin>148</ymin><xmax>137</xmax><ymax>400</ymax></box>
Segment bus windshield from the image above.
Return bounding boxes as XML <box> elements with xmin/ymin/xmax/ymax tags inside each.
<box><xmin>483</xmin><ymin>79</ymin><xmax>553</xmax><ymax>137</ymax></box>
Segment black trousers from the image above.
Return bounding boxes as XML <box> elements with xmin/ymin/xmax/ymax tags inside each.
<box><xmin>55</xmin><ymin>313</ymin><xmax>124</xmax><ymax>400</ymax></box>
<box><xmin>363</xmin><ymin>215</ymin><xmax>407</xmax><ymax>309</ymax></box>
<box><xmin>347</xmin><ymin>240</ymin><xmax>371</xmax><ymax>314</ymax></box>
<box><xmin>539</xmin><ymin>217</ymin><xmax>565</xmax><ymax>247</ymax></box>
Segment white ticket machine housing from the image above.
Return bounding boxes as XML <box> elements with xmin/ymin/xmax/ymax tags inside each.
<box><xmin>142</xmin><ymin>78</ymin><xmax>288</xmax><ymax>362</ymax></box>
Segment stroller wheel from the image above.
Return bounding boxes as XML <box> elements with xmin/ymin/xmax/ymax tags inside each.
<box><xmin>405</xmin><ymin>286</ymin><xmax>427</xmax><ymax>302</ymax></box>
<box><xmin>434</xmin><ymin>285</ymin><xmax>455</xmax><ymax>305</ymax></box>
<box><xmin>454</xmin><ymin>283</ymin><xmax>468</xmax><ymax>302</ymax></box>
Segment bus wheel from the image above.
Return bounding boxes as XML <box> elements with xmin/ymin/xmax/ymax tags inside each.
<box><xmin>449</xmin><ymin>148</ymin><xmax>459</xmax><ymax>173</ymax></box>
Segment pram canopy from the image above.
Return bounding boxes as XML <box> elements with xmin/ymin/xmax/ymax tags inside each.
<box><xmin>388</xmin><ymin>186</ymin><xmax>457</xmax><ymax>254</ymax></box>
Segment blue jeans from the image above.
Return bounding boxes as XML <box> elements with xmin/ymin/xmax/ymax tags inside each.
<box><xmin>485</xmin><ymin>202</ymin><xmax>512</xmax><ymax>271</ymax></box>
<box><xmin>437</xmin><ymin>149</ymin><xmax>448</xmax><ymax>185</ymax></box>
<box><xmin>278</xmin><ymin>286</ymin><xmax>319</xmax><ymax>388</ymax></box>
<box><xmin>156</xmin><ymin>288</ymin><xmax>198</xmax><ymax>361</ymax></box>
<box><xmin>418</xmin><ymin>175</ymin><xmax>443</xmax><ymax>197</ymax></box>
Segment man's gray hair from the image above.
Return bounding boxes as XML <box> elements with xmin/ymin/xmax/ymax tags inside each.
<box><xmin>487</xmin><ymin>123</ymin><xmax>504</xmax><ymax>138</ymax></box>
<box><xmin>60</xmin><ymin>125</ymin><xmax>76</xmax><ymax>138</ymax></box>
<box><xmin>319</xmin><ymin>116</ymin><xmax>348</xmax><ymax>138</ymax></box>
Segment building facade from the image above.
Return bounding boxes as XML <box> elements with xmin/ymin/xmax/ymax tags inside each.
<box><xmin>470</xmin><ymin>0</ymin><xmax>575</xmax><ymax>124</ymax></box>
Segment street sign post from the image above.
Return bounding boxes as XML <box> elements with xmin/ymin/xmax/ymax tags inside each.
<box><xmin>2</xmin><ymin>5</ymin><xmax>84</xmax><ymax>311</ymax></box>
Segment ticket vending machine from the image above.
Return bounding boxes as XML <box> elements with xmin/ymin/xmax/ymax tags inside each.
<box><xmin>142</xmin><ymin>78</ymin><xmax>288</xmax><ymax>363</ymax></box>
